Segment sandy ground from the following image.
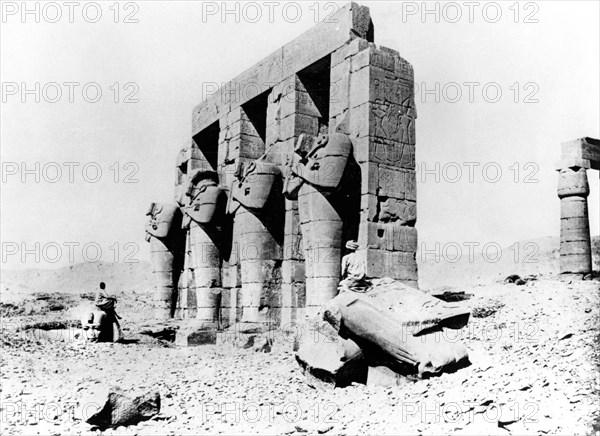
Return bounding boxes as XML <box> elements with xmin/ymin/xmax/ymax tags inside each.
<box><xmin>1</xmin><ymin>274</ymin><xmax>599</xmax><ymax>435</ymax></box>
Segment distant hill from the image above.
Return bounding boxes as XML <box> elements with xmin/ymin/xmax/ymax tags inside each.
<box><xmin>1</xmin><ymin>237</ymin><xmax>598</xmax><ymax>303</ymax></box>
<box><xmin>419</xmin><ymin>235</ymin><xmax>600</xmax><ymax>289</ymax></box>
<box><xmin>0</xmin><ymin>261</ymin><xmax>153</xmax><ymax>304</ymax></box>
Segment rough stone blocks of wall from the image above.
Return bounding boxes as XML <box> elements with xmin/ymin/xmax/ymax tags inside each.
<box><xmin>377</xmin><ymin>198</ymin><xmax>417</xmax><ymax>225</ymax></box>
<box><xmin>358</xmin><ymin>222</ymin><xmax>418</xmax><ymax>252</ymax></box>
<box><xmin>360</xmin><ymin>162</ymin><xmax>415</xmax><ymax>198</ymax></box>
<box><xmin>350</xmin><ymin>65</ymin><xmax>413</xmax><ymax>110</ymax></box>
<box><xmin>331</xmin><ymin>38</ymin><xmax>371</xmax><ymax>68</ymax></box>
<box><xmin>349</xmin><ymin>119</ymin><xmax>415</xmax><ymax>169</ymax></box>
<box><xmin>364</xmin><ymin>248</ymin><xmax>418</xmax><ymax>282</ymax></box>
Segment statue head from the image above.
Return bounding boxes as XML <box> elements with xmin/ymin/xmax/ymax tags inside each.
<box><xmin>231</xmin><ymin>159</ymin><xmax>281</xmax><ymax>210</ymax></box>
<box><xmin>183</xmin><ymin>170</ymin><xmax>223</xmax><ymax>225</ymax></box>
<box><xmin>286</xmin><ymin>132</ymin><xmax>353</xmax><ymax>193</ymax></box>
<box><xmin>145</xmin><ymin>203</ymin><xmax>180</xmax><ymax>240</ymax></box>
<box><xmin>81</xmin><ymin>310</ymin><xmax>107</xmax><ymax>342</ymax></box>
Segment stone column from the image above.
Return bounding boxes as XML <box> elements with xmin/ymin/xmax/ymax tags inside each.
<box><xmin>188</xmin><ymin>223</ymin><xmax>221</xmax><ymax>321</ymax></box>
<box><xmin>297</xmin><ymin>183</ymin><xmax>343</xmax><ymax>311</ymax></box>
<box><xmin>149</xmin><ymin>237</ymin><xmax>178</xmax><ymax>319</ymax></box>
<box><xmin>145</xmin><ymin>203</ymin><xmax>184</xmax><ymax>319</ymax></box>
<box><xmin>557</xmin><ymin>165</ymin><xmax>592</xmax><ymax>274</ymax></box>
<box><xmin>233</xmin><ymin>206</ymin><xmax>282</xmax><ymax>324</ymax></box>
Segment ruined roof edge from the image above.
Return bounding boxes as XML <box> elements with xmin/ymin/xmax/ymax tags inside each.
<box><xmin>191</xmin><ymin>2</ymin><xmax>373</xmax><ymax>136</ymax></box>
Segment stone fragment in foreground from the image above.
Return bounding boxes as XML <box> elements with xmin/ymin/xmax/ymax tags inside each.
<box><xmin>86</xmin><ymin>390</ymin><xmax>160</xmax><ymax>429</ymax></box>
<box><xmin>355</xmin><ymin>278</ymin><xmax>471</xmax><ymax>332</ymax></box>
<box><xmin>174</xmin><ymin>320</ymin><xmax>217</xmax><ymax>346</ymax></box>
<box><xmin>295</xmin><ymin>318</ymin><xmax>367</xmax><ymax>388</ymax></box>
<box><xmin>326</xmin><ymin>280</ymin><xmax>470</xmax><ymax>377</ymax></box>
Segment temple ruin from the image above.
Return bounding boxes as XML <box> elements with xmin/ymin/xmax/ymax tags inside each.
<box><xmin>145</xmin><ymin>2</ymin><xmax>418</xmax><ymax>327</ymax></box>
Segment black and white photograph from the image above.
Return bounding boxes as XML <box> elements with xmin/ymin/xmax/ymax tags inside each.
<box><xmin>1</xmin><ymin>1</ymin><xmax>599</xmax><ymax>434</ymax></box>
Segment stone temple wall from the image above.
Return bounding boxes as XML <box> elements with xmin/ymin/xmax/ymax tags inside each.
<box><xmin>146</xmin><ymin>2</ymin><xmax>419</xmax><ymax>326</ymax></box>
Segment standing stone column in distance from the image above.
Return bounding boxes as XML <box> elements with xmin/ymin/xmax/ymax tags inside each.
<box><xmin>557</xmin><ymin>165</ymin><xmax>592</xmax><ymax>275</ymax></box>
<box><xmin>145</xmin><ymin>203</ymin><xmax>184</xmax><ymax>319</ymax></box>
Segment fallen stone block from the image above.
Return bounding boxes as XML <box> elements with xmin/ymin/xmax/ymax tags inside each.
<box><xmin>174</xmin><ymin>320</ymin><xmax>217</xmax><ymax>346</ymax></box>
<box><xmin>350</xmin><ymin>278</ymin><xmax>471</xmax><ymax>332</ymax></box>
<box><xmin>241</xmin><ymin>334</ymin><xmax>273</xmax><ymax>353</ymax></box>
<box><xmin>326</xmin><ymin>290</ymin><xmax>470</xmax><ymax>377</ymax></box>
<box><xmin>86</xmin><ymin>390</ymin><xmax>160</xmax><ymax>430</ymax></box>
<box><xmin>138</xmin><ymin>321</ymin><xmax>179</xmax><ymax>342</ymax></box>
<box><xmin>295</xmin><ymin>318</ymin><xmax>367</xmax><ymax>388</ymax></box>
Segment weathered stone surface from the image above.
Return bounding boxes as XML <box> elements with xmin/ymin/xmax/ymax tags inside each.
<box><xmin>561</xmin><ymin>137</ymin><xmax>600</xmax><ymax>170</ymax></box>
<box><xmin>557</xmin><ymin>164</ymin><xmax>593</xmax><ymax>275</ymax></box>
<box><xmin>146</xmin><ymin>204</ymin><xmax>184</xmax><ymax>319</ymax></box>
<box><xmin>326</xmin><ymin>286</ymin><xmax>470</xmax><ymax>376</ymax></box>
<box><xmin>557</xmin><ymin>166</ymin><xmax>590</xmax><ymax>198</ymax></box>
<box><xmin>86</xmin><ymin>390</ymin><xmax>160</xmax><ymax>430</ymax></box>
<box><xmin>295</xmin><ymin>317</ymin><xmax>367</xmax><ymax>388</ymax></box>
<box><xmin>347</xmin><ymin>278</ymin><xmax>470</xmax><ymax>331</ymax></box>
<box><xmin>175</xmin><ymin>320</ymin><xmax>218</xmax><ymax>346</ymax></box>
<box><xmin>556</xmin><ymin>137</ymin><xmax>599</xmax><ymax>275</ymax></box>
<box><xmin>358</xmin><ymin>222</ymin><xmax>417</xmax><ymax>252</ymax></box>
<box><xmin>151</xmin><ymin>3</ymin><xmax>421</xmax><ymax>323</ymax></box>
<box><xmin>366</xmin><ymin>365</ymin><xmax>402</xmax><ymax>387</ymax></box>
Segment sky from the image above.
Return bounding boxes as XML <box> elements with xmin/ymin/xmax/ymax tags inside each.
<box><xmin>1</xmin><ymin>0</ymin><xmax>599</xmax><ymax>269</ymax></box>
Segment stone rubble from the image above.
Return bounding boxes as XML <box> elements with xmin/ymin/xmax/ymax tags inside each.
<box><xmin>1</xmin><ymin>277</ymin><xmax>598</xmax><ymax>435</ymax></box>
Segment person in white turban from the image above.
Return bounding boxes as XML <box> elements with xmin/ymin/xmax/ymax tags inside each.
<box><xmin>338</xmin><ymin>240</ymin><xmax>370</xmax><ymax>293</ymax></box>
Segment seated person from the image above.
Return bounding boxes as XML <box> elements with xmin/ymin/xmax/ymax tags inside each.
<box><xmin>338</xmin><ymin>240</ymin><xmax>371</xmax><ymax>293</ymax></box>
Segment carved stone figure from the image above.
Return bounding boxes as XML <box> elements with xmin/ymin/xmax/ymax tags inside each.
<box><xmin>284</xmin><ymin>132</ymin><xmax>360</xmax><ymax>315</ymax></box>
<box><xmin>180</xmin><ymin>170</ymin><xmax>226</xmax><ymax>322</ymax></box>
<box><xmin>228</xmin><ymin>157</ymin><xmax>284</xmax><ymax>325</ymax></box>
<box><xmin>145</xmin><ymin>3</ymin><xmax>423</xmax><ymax>323</ymax></box>
<box><xmin>80</xmin><ymin>310</ymin><xmax>110</xmax><ymax>342</ymax></box>
<box><xmin>145</xmin><ymin>202</ymin><xmax>184</xmax><ymax>319</ymax></box>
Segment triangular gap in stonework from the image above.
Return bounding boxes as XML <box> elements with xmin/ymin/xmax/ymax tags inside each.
<box><xmin>242</xmin><ymin>89</ymin><xmax>271</xmax><ymax>144</ymax></box>
<box><xmin>192</xmin><ymin>121</ymin><xmax>220</xmax><ymax>171</ymax></box>
<box><xmin>297</xmin><ymin>55</ymin><xmax>331</xmax><ymax>135</ymax></box>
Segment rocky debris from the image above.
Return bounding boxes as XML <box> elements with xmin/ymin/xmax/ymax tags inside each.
<box><xmin>504</xmin><ymin>274</ymin><xmax>537</xmax><ymax>285</ymax></box>
<box><xmin>471</xmin><ymin>299</ymin><xmax>505</xmax><ymax>318</ymax></box>
<box><xmin>1</xmin><ymin>278</ymin><xmax>598</xmax><ymax>435</ymax></box>
<box><xmin>86</xmin><ymin>390</ymin><xmax>160</xmax><ymax>430</ymax></box>
<box><xmin>138</xmin><ymin>321</ymin><xmax>179</xmax><ymax>342</ymax></box>
<box><xmin>242</xmin><ymin>335</ymin><xmax>273</xmax><ymax>353</ymax></box>
<box><xmin>174</xmin><ymin>320</ymin><xmax>217</xmax><ymax>346</ymax></box>
<box><xmin>431</xmin><ymin>290</ymin><xmax>474</xmax><ymax>302</ymax></box>
<box><xmin>16</xmin><ymin>319</ymin><xmax>80</xmax><ymax>331</ymax></box>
